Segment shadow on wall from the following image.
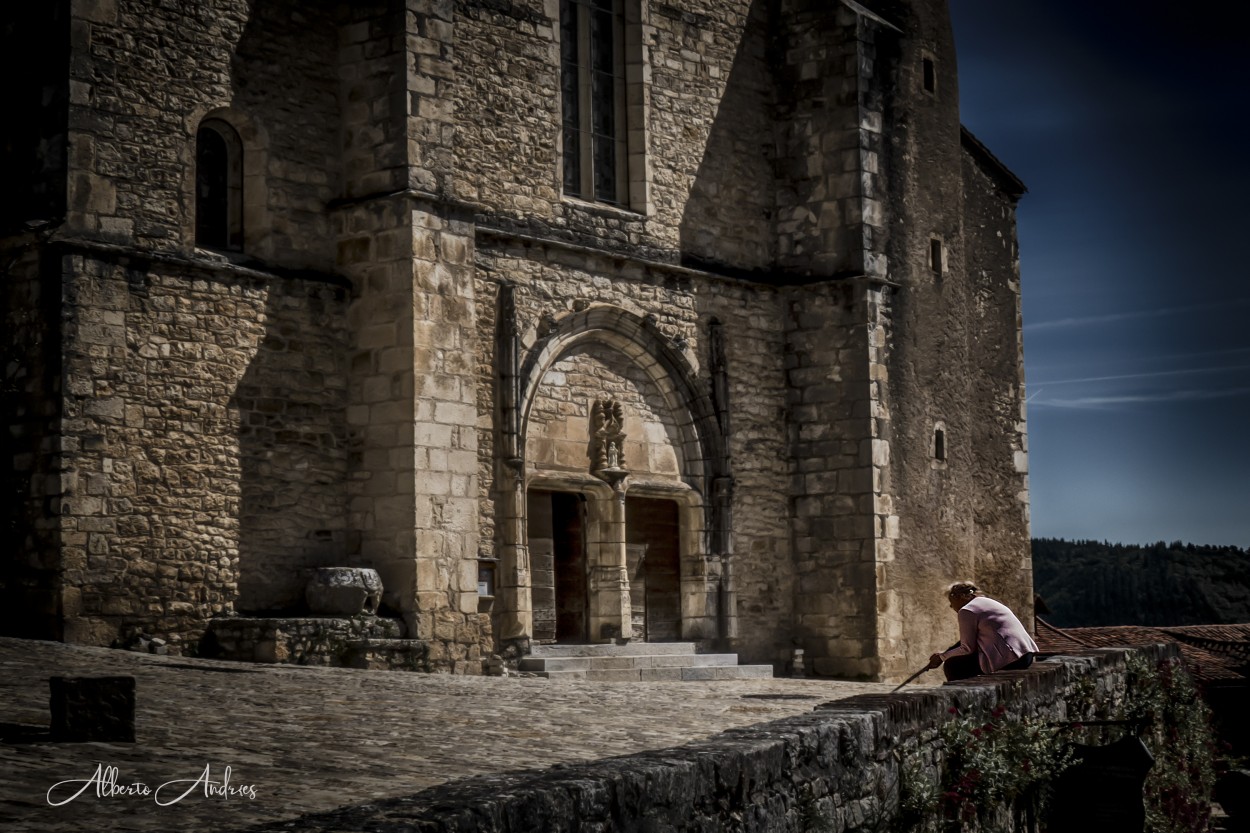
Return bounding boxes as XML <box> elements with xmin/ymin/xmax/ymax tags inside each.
<box><xmin>226</xmin><ymin>0</ymin><xmax>342</xmax><ymax>271</ymax></box>
<box><xmin>229</xmin><ymin>279</ymin><xmax>351</xmax><ymax>615</ymax></box>
<box><xmin>225</xmin><ymin>1</ymin><xmax>353</xmax><ymax>616</ymax></box>
<box><xmin>0</xmin><ymin>247</ymin><xmax>63</xmax><ymax>640</ymax></box>
<box><xmin>676</xmin><ymin>0</ymin><xmax>777</xmax><ymax>277</ymax></box>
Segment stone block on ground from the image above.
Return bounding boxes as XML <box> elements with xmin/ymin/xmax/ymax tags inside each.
<box><xmin>49</xmin><ymin>676</ymin><xmax>136</xmax><ymax>742</ymax></box>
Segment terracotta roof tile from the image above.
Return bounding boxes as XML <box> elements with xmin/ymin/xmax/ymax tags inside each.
<box><xmin>1035</xmin><ymin>619</ymin><xmax>1250</xmax><ymax>684</ymax></box>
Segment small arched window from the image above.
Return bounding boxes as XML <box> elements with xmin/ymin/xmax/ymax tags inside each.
<box><xmin>195</xmin><ymin>118</ymin><xmax>243</xmax><ymax>251</ymax></box>
<box><xmin>934</xmin><ymin>426</ymin><xmax>947</xmax><ymax>462</ymax></box>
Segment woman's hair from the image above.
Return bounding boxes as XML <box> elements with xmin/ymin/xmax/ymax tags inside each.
<box><xmin>946</xmin><ymin>581</ymin><xmax>981</xmax><ymax>599</ymax></box>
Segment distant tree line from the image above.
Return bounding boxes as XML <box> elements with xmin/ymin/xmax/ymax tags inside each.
<box><xmin>1032</xmin><ymin>538</ymin><xmax>1250</xmax><ymax>627</ymax></box>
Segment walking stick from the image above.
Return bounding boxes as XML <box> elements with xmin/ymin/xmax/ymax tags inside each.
<box><xmin>891</xmin><ymin>665</ymin><xmax>931</xmax><ymax>692</ymax></box>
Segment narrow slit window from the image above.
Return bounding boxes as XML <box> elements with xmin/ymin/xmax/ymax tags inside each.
<box><xmin>930</xmin><ymin>238</ymin><xmax>944</xmax><ymax>274</ymax></box>
<box><xmin>934</xmin><ymin>427</ymin><xmax>946</xmax><ymax>461</ymax></box>
<box><xmin>922</xmin><ymin>57</ymin><xmax>936</xmax><ymax>94</ymax></box>
<box><xmin>195</xmin><ymin>118</ymin><xmax>243</xmax><ymax>251</ymax></box>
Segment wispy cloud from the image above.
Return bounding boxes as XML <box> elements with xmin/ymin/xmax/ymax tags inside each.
<box><xmin>1031</xmin><ymin>386</ymin><xmax>1250</xmax><ymax>410</ymax></box>
<box><xmin>1031</xmin><ymin>362</ymin><xmax>1250</xmax><ymax>388</ymax></box>
<box><xmin>1024</xmin><ymin>298</ymin><xmax>1250</xmax><ymax>333</ymax></box>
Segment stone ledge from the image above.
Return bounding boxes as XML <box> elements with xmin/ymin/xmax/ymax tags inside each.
<box><xmin>203</xmin><ymin>616</ymin><xmax>404</xmax><ymax>666</ymax></box>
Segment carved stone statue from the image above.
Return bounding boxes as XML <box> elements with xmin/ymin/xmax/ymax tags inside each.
<box><xmin>590</xmin><ymin>399</ymin><xmax>628</xmax><ymax>488</ymax></box>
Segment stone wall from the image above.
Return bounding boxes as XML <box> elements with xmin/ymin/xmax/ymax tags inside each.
<box><xmin>866</xmin><ymin>0</ymin><xmax>1035</xmax><ymax>681</ymax></box>
<box><xmin>54</xmin><ymin>245</ymin><xmax>350</xmax><ymax>649</ymax></box>
<box><xmin>475</xmin><ymin>240</ymin><xmax>796</xmax><ymax>664</ymax></box>
<box><xmin>205</xmin><ymin>615</ymin><xmax>405</xmax><ymax>667</ymax></box>
<box><xmin>528</xmin><ymin>342</ymin><xmax>683</xmax><ymax>479</ymax></box>
<box><xmin>784</xmin><ymin>280</ymin><xmax>888</xmax><ymax>679</ymax></box>
<box><xmin>657</xmin><ymin>0</ymin><xmax>777</xmax><ymax>273</ymax></box>
<box><xmin>697</xmin><ymin>282</ymin><xmax>791</xmax><ymax>665</ymax></box>
<box><xmin>1</xmin><ymin>240</ymin><xmax>63</xmax><ymax>639</ymax></box>
<box><xmin>961</xmin><ymin>139</ymin><xmax>1031</xmax><ymax>622</ymax></box>
<box><xmin>64</xmin><ymin>0</ymin><xmax>341</xmax><ymax>267</ymax></box>
<box><xmin>0</xmin><ymin>3</ymin><xmax>69</xmax><ymax>229</ymax></box>
<box><xmin>454</xmin><ymin>0</ymin><xmax>777</xmax><ymax>272</ymax></box>
<box><xmin>243</xmin><ymin>645</ymin><xmax>1177</xmax><ymax>833</ymax></box>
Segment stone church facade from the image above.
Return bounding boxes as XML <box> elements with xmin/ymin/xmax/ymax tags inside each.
<box><xmin>2</xmin><ymin>0</ymin><xmax>1032</xmax><ymax>681</ymax></box>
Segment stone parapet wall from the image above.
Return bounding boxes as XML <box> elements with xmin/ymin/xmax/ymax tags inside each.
<box><xmin>247</xmin><ymin>646</ymin><xmax>1174</xmax><ymax>833</ymax></box>
<box><xmin>204</xmin><ymin>615</ymin><xmax>490</xmax><ymax>674</ymax></box>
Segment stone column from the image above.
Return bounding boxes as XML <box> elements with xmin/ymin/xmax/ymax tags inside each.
<box><xmin>493</xmin><ymin>284</ymin><xmax>532</xmax><ymax>648</ymax></box>
<box><xmin>338</xmin><ymin>195</ymin><xmax>419</xmax><ymax>623</ymax></box>
<box><xmin>678</xmin><ymin>501</ymin><xmax>718</xmax><ymax>641</ymax></box>
<box><xmin>336</xmin><ymin>0</ymin><xmax>485</xmax><ymax>670</ymax></box>
<box><xmin>337</xmin><ymin>2</ymin><xmax>416</xmax><ymax>616</ymax></box>
<box><xmin>494</xmin><ymin>465</ymin><xmax>532</xmax><ymax>647</ymax></box>
<box><xmin>586</xmin><ymin>490</ymin><xmax>631</xmax><ymax>642</ymax></box>
<box><xmin>786</xmin><ymin>279</ymin><xmax>896</xmax><ymax>680</ymax></box>
<box><xmin>410</xmin><ymin>204</ymin><xmax>482</xmax><ymax>663</ymax></box>
<box><xmin>774</xmin><ymin>1</ymin><xmax>890</xmax><ymax>280</ymax></box>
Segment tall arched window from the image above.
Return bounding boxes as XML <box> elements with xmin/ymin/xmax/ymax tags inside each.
<box><xmin>560</xmin><ymin>0</ymin><xmax>643</xmax><ymax>208</ymax></box>
<box><xmin>195</xmin><ymin>118</ymin><xmax>243</xmax><ymax>251</ymax></box>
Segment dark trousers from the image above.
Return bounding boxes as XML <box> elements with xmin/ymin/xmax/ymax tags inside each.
<box><xmin>943</xmin><ymin>649</ymin><xmax>1034</xmax><ymax>681</ymax></box>
<box><xmin>943</xmin><ymin>651</ymin><xmax>981</xmax><ymax>681</ymax></box>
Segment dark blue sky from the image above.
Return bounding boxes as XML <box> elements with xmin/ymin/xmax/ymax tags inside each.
<box><xmin>950</xmin><ymin>1</ymin><xmax>1250</xmax><ymax>547</ymax></box>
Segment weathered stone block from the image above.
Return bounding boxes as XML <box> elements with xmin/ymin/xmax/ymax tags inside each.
<box><xmin>305</xmin><ymin>568</ymin><xmax>383</xmax><ymax>616</ymax></box>
<box><xmin>50</xmin><ymin>676</ymin><xmax>136</xmax><ymax>742</ymax></box>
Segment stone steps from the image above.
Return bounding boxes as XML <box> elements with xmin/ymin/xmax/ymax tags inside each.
<box><xmin>530</xmin><ymin>642</ymin><xmax>701</xmax><ymax>658</ymax></box>
<box><xmin>521</xmin><ymin>643</ymin><xmax>773</xmax><ymax>681</ymax></box>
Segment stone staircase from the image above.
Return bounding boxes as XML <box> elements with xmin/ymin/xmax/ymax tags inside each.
<box><xmin>519</xmin><ymin>642</ymin><xmax>774</xmax><ymax>682</ymax></box>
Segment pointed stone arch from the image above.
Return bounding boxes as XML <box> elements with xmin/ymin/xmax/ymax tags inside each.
<box><xmin>518</xmin><ymin>305</ymin><xmax>726</xmax><ymax>490</ymax></box>
<box><xmin>493</xmin><ymin>304</ymin><xmax>734</xmax><ymax>649</ymax></box>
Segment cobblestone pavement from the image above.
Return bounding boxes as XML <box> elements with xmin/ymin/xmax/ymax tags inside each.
<box><xmin>0</xmin><ymin>638</ymin><xmax>907</xmax><ymax>832</ymax></box>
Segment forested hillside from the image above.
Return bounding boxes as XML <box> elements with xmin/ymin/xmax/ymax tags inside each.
<box><xmin>1032</xmin><ymin>538</ymin><xmax>1250</xmax><ymax>627</ymax></box>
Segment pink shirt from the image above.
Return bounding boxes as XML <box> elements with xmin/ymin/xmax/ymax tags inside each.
<box><xmin>939</xmin><ymin>596</ymin><xmax>1039</xmax><ymax>674</ymax></box>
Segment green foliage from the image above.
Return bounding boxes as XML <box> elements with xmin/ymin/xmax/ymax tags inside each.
<box><xmin>1123</xmin><ymin>654</ymin><xmax>1217</xmax><ymax>833</ymax></box>
<box><xmin>1032</xmin><ymin>537</ymin><xmax>1250</xmax><ymax>626</ymax></box>
<box><xmin>895</xmin><ymin>749</ymin><xmax>941</xmax><ymax>833</ymax></box>
<box><xmin>936</xmin><ymin>706</ymin><xmax>1073</xmax><ymax>826</ymax></box>
<box><xmin>892</xmin><ymin>656</ymin><xmax>1217</xmax><ymax>832</ymax></box>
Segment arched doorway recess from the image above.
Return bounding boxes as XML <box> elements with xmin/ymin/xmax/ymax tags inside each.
<box><xmin>493</xmin><ymin>304</ymin><xmax>733</xmax><ymax>648</ymax></box>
